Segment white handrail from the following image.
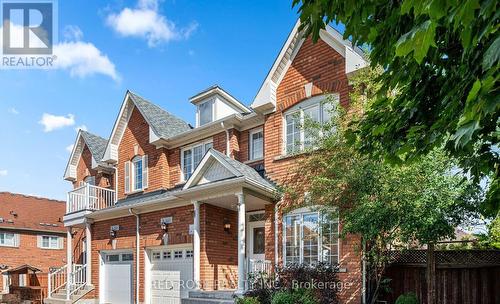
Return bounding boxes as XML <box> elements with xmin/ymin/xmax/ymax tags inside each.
<box><xmin>48</xmin><ymin>265</ymin><xmax>68</xmax><ymax>298</ymax></box>
<box><xmin>248</xmin><ymin>259</ymin><xmax>273</xmax><ymax>274</ymax></box>
<box><xmin>67</xmin><ymin>184</ymin><xmax>116</xmax><ymax>213</ymax></box>
<box><xmin>68</xmin><ymin>264</ymin><xmax>87</xmax><ymax>297</ymax></box>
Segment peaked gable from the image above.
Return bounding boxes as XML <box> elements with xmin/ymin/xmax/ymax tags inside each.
<box><xmin>64</xmin><ymin>130</ymin><xmax>108</xmax><ymax>181</ymax></box>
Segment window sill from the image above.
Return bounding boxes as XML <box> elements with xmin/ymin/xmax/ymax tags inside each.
<box><xmin>125</xmin><ymin>189</ymin><xmax>145</xmax><ymax>196</ymax></box>
<box><xmin>39</xmin><ymin>247</ymin><xmax>63</xmax><ymax>250</ymax></box>
<box><xmin>244</xmin><ymin>158</ymin><xmax>264</xmax><ymax>164</ymax></box>
<box><xmin>0</xmin><ymin>244</ymin><xmax>18</xmax><ymax>248</ymax></box>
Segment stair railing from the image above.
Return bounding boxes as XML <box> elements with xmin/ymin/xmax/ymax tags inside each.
<box><xmin>48</xmin><ymin>265</ymin><xmax>68</xmax><ymax>298</ymax></box>
<box><xmin>68</xmin><ymin>264</ymin><xmax>87</xmax><ymax>298</ymax></box>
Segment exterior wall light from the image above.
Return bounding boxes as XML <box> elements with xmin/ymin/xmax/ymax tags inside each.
<box><xmin>110</xmin><ymin>225</ymin><xmax>120</xmax><ymax>238</ymax></box>
<box><xmin>224</xmin><ymin>218</ymin><xmax>231</xmax><ymax>233</ymax></box>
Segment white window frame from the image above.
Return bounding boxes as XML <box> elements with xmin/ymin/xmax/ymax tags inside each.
<box><xmin>249</xmin><ymin>127</ymin><xmax>264</xmax><ymax>161</ymax></box>
<box><xmin>39</xmin><ymin>235</ymin><xmax>62</xmax><ymax>250</ymax></box>
<box><xmin>282</xmin><ymin>94</ymin><xmax>339</xmax><ymax>155</ymax></box>
<box><xmin>282</xmin><ymin>207</ymin><xmax>340</xmax><ymax>266</ymax></box>
<box><xmin>197</xmin><ymin>99</ymin><xmax>215</xmax><ymax>127</ymax></box>
<box><xmin>131</xmin><ymin>155</ymin><xmax>143</xmax><ymax>192</ymax></box>
<box><xmin>0</xmin><ymin>232</ymin><xmax>18</xmax><ymax>247</ymax></box>
<box><xmin>180</xmin><ymin>139</ymin><xmax>213</xmax><ymax>181</ymax></box>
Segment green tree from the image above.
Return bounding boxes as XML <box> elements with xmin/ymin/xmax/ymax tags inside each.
<box><xmin>284</xmin><ymin>92</ymin><xmax>482</xmax><ymax>303</ymax></box>
<box><xmin>292</xmin><ymin>0</ymin><xmax>499</xmax><ymax>216</ymax></box>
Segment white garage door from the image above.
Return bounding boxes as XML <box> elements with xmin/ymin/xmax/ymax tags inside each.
<box><xmin>150</xmin><ymin>248</ymin><xmax>194</xmax><ymax>304</ymax></box>
<box><xmin>103</xmin><ymin>252</ymin><xmax>133</xmax><ymax>304</ymax></box>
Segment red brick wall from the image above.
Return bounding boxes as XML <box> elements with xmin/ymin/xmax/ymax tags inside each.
<box><xmin>88</xmin><ymin>205</ymin><xmax>193</xmax><ymax>302</ymax></box>
<box><xmin>73</xmin><ymin>144</ymin><xmax>112</xmax><ymax>189</ymax></box>
<box><xmin>0</xmin><ymin>230</ymin><xmax>66</xmax><ymax>290</ymax></box>
<box><xmin>117</xmin><ymin>107</ymin><xmax>170</xmax><ymax>199</ymax></box>
<box><xmin>199</xmin><ymin>204</ymin><xmax>238</xmax><ymax>290</ymax></box>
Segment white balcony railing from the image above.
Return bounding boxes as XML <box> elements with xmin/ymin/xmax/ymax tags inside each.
<box><xmin>67</xmin><ymin>184</ymin><xmax>116</xmax><ymax>214</ymax></box>
<box><xmin>248</xmin><ymin>259</ymin><xmax>273</xmax><ymax>275</ymax></box>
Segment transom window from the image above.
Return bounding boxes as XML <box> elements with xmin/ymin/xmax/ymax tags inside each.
<box><xmin>249</xmin><ymin>128</ymin><xmax>264</xmax><ymax>160</ymax></box>
<box><xmin>283</xmin><ymin>209</ymin><xmax>339</xmax><ymax>266</ymax></box>
<box><xmin>198</xmin><ymin>100</ymin><xmax>214</xmax><ymax>126</ymax></box>
<box><xmin>106</xmin><ymin>253</ymin><xmax>133</xmax><ymax>262</ymax></box>
<box><xmin>181</xmin><ymin>140</ymin><xmax>213</xmax><ymax>180</ymax></box>
<box><xmin>40</xmin><ymin>235</ymin><xmax>61</xmax><ymax>249</ymax></box>
<box><xmin>284</xmin><ymin>94</ymin><xmax>338</xmax><ymax>154</ymax></box>
<box><xmin>0</xmin><ymin>232</ymin><xmax>17</xmax><ymax>247</ymax></box>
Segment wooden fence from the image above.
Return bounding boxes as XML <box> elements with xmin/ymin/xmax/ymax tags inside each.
<box><xmin>379</xmin><ymin>250</ymin><xmax>500</xmax><ymax>304</ymax></box>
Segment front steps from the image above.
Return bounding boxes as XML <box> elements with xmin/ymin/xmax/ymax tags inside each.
<box><xmin>182</xmin><ymin>290</ymin><xmax>236</xmax><ymax>304</ymax></box>
<box><xmin>44</xmin><ymin>285</ymin><xmax>94</xmax><ymax>304</ymax></box>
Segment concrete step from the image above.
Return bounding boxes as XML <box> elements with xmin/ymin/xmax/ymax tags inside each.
<box><xmin>188</xmin><ymin>291</ymin><xmax>235</xmax><ymax>300</ymax></box>
<box><xmin>45</xmin><ymin>285</ymin><xmax>94</xmax><ymax>304</ymax></box>
<box><xmin>181</xmin><ymin>298</ymin><xmax>234</xmax><ymax>304</ymax></box>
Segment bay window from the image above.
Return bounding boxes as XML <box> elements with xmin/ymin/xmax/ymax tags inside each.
<box><xmin>182</xmin><ymin>140</ymin><xmax>213</xmax><ymax>180</ymax></box>
<box><xmin>283</xmin><ymin>209</ymin><xmax>339</xmax><ymax>265</ymax></box>
<box><xmin>283</xmin><ymin>94</ymin><xmax>338</xmax><ymax>154</ymax></box>
<box><xmin>249</xmin><ymin>128</ymin><xmax>263</xmax><ymax>160</ymax></box>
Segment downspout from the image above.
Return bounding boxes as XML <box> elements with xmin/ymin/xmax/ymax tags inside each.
<box><xmin>274</xmin><ymin>200</ymin><xmax>283</xmax><ymax>266</ymax></box>
<box><xmin>220</xmin><ymin>122</ymin><xmax>231</xmax><ymax>157</ymax></box>
<box><xmin>129</xmin><ymin>208</ymin><xmax>140</xmax><ymax>304</ymax></box>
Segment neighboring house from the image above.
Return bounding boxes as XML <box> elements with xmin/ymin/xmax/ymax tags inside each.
<box><xmin>49</xmin><ymin>21</ymin><xmax>368</xmax><ymax>304</ymax></box>
<box><xmin>0</xmin><ymin>192</ymin><xmax>67</xmax><ymax>293</ymax></box>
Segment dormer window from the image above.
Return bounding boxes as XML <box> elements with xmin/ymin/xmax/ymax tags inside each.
<box><xmin>198</xmin><ymin>100</ymin><xmax>214</xmax><ymax>126</ymax></box>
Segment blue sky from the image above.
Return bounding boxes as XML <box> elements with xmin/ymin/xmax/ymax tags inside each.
<box><xmin>0</xmin><ymin>0</ymin><xmax>315</xmax><ymax>200</ymax></box>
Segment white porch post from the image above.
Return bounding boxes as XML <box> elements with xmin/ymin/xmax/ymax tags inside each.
<box><xmin>192</xmin><ymin>200</ymin><xmax>201</xmax><ymax>289</ymax></box>
<box><xmin>66</xmin><ymin>227</ymin><xmax>73</xmax><ymax>300</ymax></box>
<box><xmin>85</xmin><ymin>221</ymin><xmax>92</xmax><ymax>285</ymax></box>
<box><xmin>236</xmin><ymin>192</ymin><xmax>246</xmax><ymax>293</ymax></box>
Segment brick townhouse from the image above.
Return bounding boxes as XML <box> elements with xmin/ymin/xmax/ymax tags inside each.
<box><xmin>46</xmin><ymin>20</ymin><xmax>368</xmax><ymax>304</ymax></box>
<box><xmin>0</xmin><ymin>192</ymin><xmax>69</xmax><ymax>293</ymax></box>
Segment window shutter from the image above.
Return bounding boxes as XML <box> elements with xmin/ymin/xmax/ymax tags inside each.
<box><xmin>14</xmin><ymin>234</ymin><xmax>20</xmax><ymax>247</ymax></box>
<box><xmin>37</xmin><ymin>235</ymin><xmax>42</xmax><ymax>248</ymax></box>
<box><xmin>143</xmin><ymin>155</ymin><xmax>148</xmax><ymax>189</ymax></box>
<box><xmin>59</xmin><ymin>237</ymin><xmax>64</xmax><ymax>249</ymax></box>
<box><xmin>124</xmin><ymin>161</ymin><xmax>131</xmax><ymax>193</ymax></box>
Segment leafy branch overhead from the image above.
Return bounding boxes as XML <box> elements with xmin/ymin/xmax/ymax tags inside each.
<box><xmin>293</xmin><ymin>0</ymin><xmax>499</xmax><ymax>215</ymax></box>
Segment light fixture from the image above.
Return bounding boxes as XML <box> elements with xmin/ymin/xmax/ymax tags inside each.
<box><xmin>223</xmin><ymin>218</ymin><xmax>231</xmax><ymax>233</ymax></box>
<box><xmin>110</xmin><ymin>225</ymin><xmax>119</xmax><ymax>238</ymax></box>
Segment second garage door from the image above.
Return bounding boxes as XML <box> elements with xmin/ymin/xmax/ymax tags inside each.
<box><xmin>150</xmin><ymin>247</ymin><xmax>194</xmax><ymax>304</ymax></box>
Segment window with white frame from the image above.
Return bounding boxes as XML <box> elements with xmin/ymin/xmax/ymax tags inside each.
<box><xmin>249</xmin><ymin>128</ymin><xmax>264</xmax><ymax>160</ymax></box>
<box><xmin>283</xmin><ymin>94</ymin><xmax>338</xmax><ymax>154</ymax></box>
<box><xmin>283</xmin><ymin>209</ymin><xmax>339</xmax><ymax>266</ymax></box>
<box><xmin>125</xmin><ymin>155</ymin><xmax>148</xmax><ymax>193</ymax></box>
<box><xmin>181</xmin><ymin>140</ymin><xmax>213</xmax><ymax>180</ymax></box>
<box><xmin>198</xmin><ymin>100</ymin><xmax>214</xmax><ymax>126</ymax></box>
<box><xmin>0</xmin><ymin>232</ymin><xmax>17</xmax><ymax>247</ymax></box>
<box><xmin>39</xmin><ymin>235</ymin><xmax>62</xmax><ymax>249</ymax></box>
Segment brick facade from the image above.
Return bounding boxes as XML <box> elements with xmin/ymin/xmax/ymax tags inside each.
<box><xmin>64</xmin><ymin>32</ymin><xmax>362</xmax><ymax>304</ymax></box>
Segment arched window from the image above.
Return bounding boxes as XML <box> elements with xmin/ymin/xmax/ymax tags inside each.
<box><xmin>124</xmin><ymin>155</ymin><xmax>148</xmax><ymax>193</ymax></box>
<box><xmin>283</xmin><ymin>94</ymin><xmax>339</xmax><ymax>155</ymax></box>
<box><xmin>132</xmin><ymin>155</ymin><xmax>143</xmax><ymax>191</ymax></box>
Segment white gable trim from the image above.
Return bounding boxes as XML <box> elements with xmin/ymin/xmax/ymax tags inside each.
<box><xmin>64</xmin><ymin>131</ymin><xmax>85</xmax><ymax>181</ymax></box>
<box><xmin>183</xmin><ymin>150</ymin><xmax>240</xmax><ymax>190</ymax></box>
<box><xmin>250</xmin><ymin>21</ymin><xmax>368</xmax><ymax>113</ymax></box>
<box><xmin>190</xmin><ymin>86</ymin><xmax>249</xmax><ymax>113</ymax></box>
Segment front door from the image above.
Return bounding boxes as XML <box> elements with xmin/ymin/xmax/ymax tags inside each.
<box><xmin>247</xmin><ymin>215</ymin><xmax>266</xmax><ymax>262</ymax></box>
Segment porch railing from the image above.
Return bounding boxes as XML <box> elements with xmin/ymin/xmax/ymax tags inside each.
<box><xmin>68</xmin><ymin>264</ymin><xmax>87</xmax><ymax>298</ymax></box>
<box><xmin>48</xmin><ymin>265</ymin><xmax>67</xmax><ymax>298</ymax></box>
<box><xmin>248</xmin><ymin>259</ymin><xmax>273</xmax><ymax>275</ymax></box>
<box><xmin>67</xmin><ymin>184</ymin><xmax>116</xmax><ymax>214</ymax></box>
<box><xmin>47</xmin><ymin>264</ymin><xmax>88</xmax><ymax>300</ymax></box>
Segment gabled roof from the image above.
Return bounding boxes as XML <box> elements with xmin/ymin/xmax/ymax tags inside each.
<box><xmin>102</xmin><ymin>91</ymin><xmax>192</xmax><ymax>162</ymax></box>
<box><xmin>128</xmin><ymin>91</ymin><xmax>192</xmax><ymax>139</ymax></box>
<box><xmin>183</xmin><ymin>148</ymin><xmax>275</xmax><ymax>190</ymax></box>
<box><xmin>80</xmin><ymin>130</ymin><xmax>108</xmax><ymax>160</ymax></box>
<box><xmin>64</xmin><ymin>130</ymin><xmax>109</xmax><ymax>181</ymax></box>
<box><xmin>0</xmin><ymin>192</ymin><xmax>66</xmax><ymax>233</ymax></box>
<box><xmin>251</xmin><ymin>20</ymin><xmax>368</xmax><ymax>113</ymax></box>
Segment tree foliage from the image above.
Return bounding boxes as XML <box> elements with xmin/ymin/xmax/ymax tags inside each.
<box><xmin>292</xmin><ymin>0</ymin><xmax>499</xmax><ymax>215</ymax></box>
<box><xmin>284</xmin><ymin>91</ymin><xmax>482</xmax><ymax>303</ymax></box>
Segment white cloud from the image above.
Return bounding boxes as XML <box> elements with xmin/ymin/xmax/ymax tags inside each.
<box><xmin>8</xmin><ymin>107</ymin><xmax>19</xmax><ymax>114</ymax></box>
<box><xmin>0</xmin><ymin>24</ymin><xmax>119</xmax><ymax>81</ymax></box>
<box><xmin>75</xmin><ymin>125</ymin><xmax>88</xmax><ymax>132</ymax></box>
<box><xmin>39</xmin><ymin>113</ymin><xmax>75</xmax><ymax>132</ymax></box>
<box><xmin>0</xmin><ymin>170</ymin><xmax>7</xmax><ymax>176</ymax></box>
<box><xmin>66</xmin><ymin>144</ymin><xmax>74</xmax><ymax>153</ymax></box>
<box><xmin>106</xmin><ymin>0</ymin><xmax>198</xmax><ymax>47</ymax></box>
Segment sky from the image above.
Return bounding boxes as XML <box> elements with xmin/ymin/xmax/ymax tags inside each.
<box><xmin>0</xmin><ymin>0</ymin><xmax>325</xmax><ymax>200</ymax></box>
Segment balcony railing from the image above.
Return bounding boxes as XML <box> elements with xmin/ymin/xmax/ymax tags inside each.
<box><xmin>67</xmin><ymin>184</ymin><xmax>116</xmax><ymax>214</ymax></box>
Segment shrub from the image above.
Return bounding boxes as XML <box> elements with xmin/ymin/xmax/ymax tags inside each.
<box><xmin>276</xmin><ymin>263</ymin><xmax>340</xmax><ymax>304</ymax></box>
<box><xmin>244</xmin><ymin>271</ymin><xmax>277</xmax><ymax>304</ymax></box>
<box><xmin>271</xmin><ymin>289</ymin><xmax>317</xmax><ymax>304</ymax></box>
<box><xmin>236</xmin><ymin>296</ymin><xmax>261</xmax><ymax>304</ymax></box>
<box><xmin>395</xmin><ymin>292</ymin><xmax>419</xmax><ymax>304</ymax></box>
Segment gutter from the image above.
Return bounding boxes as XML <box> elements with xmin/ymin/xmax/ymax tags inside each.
<box><xmin>129</xmin><ymin>208</ymin><xmax>140</xmax><ymax>304</ymax></box>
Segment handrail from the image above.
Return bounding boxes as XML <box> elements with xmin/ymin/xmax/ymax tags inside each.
<box><xmin>48</xmin><ymin>265</ymin><xmax>68</xmax><ymax>298</ymax></box>
<box><xmin>68</xmin><ymin>264</ymin><xmax>87</xmax><ymax>297</ymax></box>
<box><xmin>248</xmin><ymin>259</ymin><xmax>273</xmax><ymax>274</ymax></box>
<box><xmin>67</xmin><ymin>184</ymin><xmax>116</xmax><ymax>214</ymax></box>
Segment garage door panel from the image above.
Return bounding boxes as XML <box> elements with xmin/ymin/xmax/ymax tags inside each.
<box><xmin>103</xmin><ymin>253</ymin><xmax>133</xmax><ymax>304</ymax></box>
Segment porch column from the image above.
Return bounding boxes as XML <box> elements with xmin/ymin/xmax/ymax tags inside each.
<box><xmin>236</xmin><ymin>192</ymin><xmax>246</xmax><ymax>293</ymax></box>
<box><xmin>192</xmin><ymin>200</ymin><xmax>201</xmax><ymax>289</ymax></box>
<box><xmin>66</xmin><ymin>227</ymin><xmax>72</xmax><ymax>300</ymax></box>
<box><xmin>85</xmin><ymin>221</ymin><xmax>92</xmax><ymax>285</ymax></box>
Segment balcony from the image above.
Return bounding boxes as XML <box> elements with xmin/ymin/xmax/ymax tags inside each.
<box><xmin>66</xmin><ymin>184</ymin><xmax>116</xmax><ymax>214</ymax></box>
